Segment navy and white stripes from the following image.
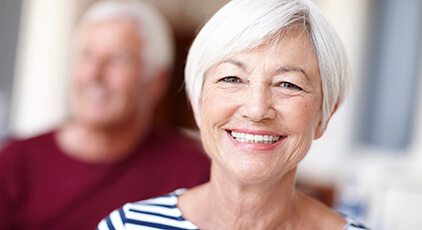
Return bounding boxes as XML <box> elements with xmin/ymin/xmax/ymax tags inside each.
<box><xmin>98</xmin><ymin>189</ymin><xmax>369</xmax><ymax>230</ymax></box>
<box><xmin>98</xmin><ymin>190</ymin><xmax>198</xmax><ymax>230</ymax></box>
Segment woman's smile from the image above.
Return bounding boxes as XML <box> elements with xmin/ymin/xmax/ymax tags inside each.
<box><xmin>225</xmin><ymin>129</ymin><xmax>287</xmax><ymax>151</ymax></box>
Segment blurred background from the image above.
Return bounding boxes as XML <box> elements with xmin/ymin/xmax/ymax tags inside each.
<box><xmin>0</xmin><ymin>0</ymin><xmax>421</xmax><ymax>229</ymax></box>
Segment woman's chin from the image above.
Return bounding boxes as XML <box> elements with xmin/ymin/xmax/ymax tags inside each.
<box><xmin>227</xmin><ymin>161</ymin><xmax>285</xmax><ymax>186</ymax></box>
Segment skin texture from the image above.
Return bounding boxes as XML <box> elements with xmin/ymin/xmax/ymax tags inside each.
<box><xmin>179</xmin><ymin>29</ymin><xmax>345</xmax><ymax>229</ymax></box>
<box><xmin>200</xmin><ymin>28</ymin><xmax>324</xmax><ymax>186</ymax></box>
<box><xmin>57</xmin><ymin>18</ymin><xmax>166</xmax><ymax>163</ymax></box>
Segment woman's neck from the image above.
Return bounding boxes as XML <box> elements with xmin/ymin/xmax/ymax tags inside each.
<box><xmin>180</xmin><ymin>168</ymin><xmax>301</xmax><ymax>230</ymax></box>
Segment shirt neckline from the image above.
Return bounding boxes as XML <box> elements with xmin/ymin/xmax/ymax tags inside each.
<box><xmin>169</xmin><ymin>189</ymin><xmax>366</xmax><ymax>230</ymax></box>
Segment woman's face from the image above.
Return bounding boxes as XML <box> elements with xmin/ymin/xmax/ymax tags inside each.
<box><xmin>199</xmin><ymin>30</ymin><xmax>325</xmax><ymax>184</ymax></box>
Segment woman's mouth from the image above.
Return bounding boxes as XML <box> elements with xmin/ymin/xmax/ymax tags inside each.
<box><xmin>228</xmin><ymin>130</ymin><xmax>285</xmax><ymax>144</ymax></box>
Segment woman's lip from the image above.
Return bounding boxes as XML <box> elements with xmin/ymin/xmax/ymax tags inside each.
<box><xmin>225</xmin><ymin>131</ymin><xmax>285</xmax><ymax>151</ymax></box>
<box><xmin>226</xmin><ymin>129</ymin><xmax>284</xmax><ymax>136</ymax></box>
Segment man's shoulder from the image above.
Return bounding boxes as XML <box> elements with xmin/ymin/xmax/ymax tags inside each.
<box><xmin>0</xmin><ymin>129</ymin><xmax>57</xmax><ymax>158</ymax></box>
<box><xmin>144</xmin><ymin>127</ymin><xmax>210</xmax><ymax>172</ymax></box>
<box><xmin>149</xmin><ymin>127</ymin><xmax>203</xmax><ymax>153</ymax></box>
<box><xmin>152</xmin><ymin>127</ymin><xmax>199</xmax><ymax>141</ymax></box>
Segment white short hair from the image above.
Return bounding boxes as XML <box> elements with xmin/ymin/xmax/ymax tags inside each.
<box><xmin>185</xmin><ymin>0</ymin><xmax>349</xmax><ymax>124</ymax></box>
<box><xmin>79</xmin><ymin>0</ymin><xmax>174</xmax><ymax>77</ymax></box>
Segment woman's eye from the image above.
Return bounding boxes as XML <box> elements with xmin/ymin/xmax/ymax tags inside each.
<box><xmin>218</xmin><ymin>76</ymin><xmax>241</xmax><ymax>83</ymax></box>
<box><xmin>278</xmin><ymin>82</ymin><xmax>303</xmax><ymax>91</ymax></box>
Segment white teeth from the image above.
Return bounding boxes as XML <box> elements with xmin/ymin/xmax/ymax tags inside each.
<box><xmin>230</xmin><ymin>131</ymin><xmax>281</xmax><ymax>144</ymax></box>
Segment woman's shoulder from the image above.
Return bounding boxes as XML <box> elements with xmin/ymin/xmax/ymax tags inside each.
<box><xmin>298</xmin><ymin>192</ymin><xmax>369</xmax><ymax>229</ymax></box>
<box><xmin>343</xmin><ymin>215</ymin><xmax>370</xmax><ymax>230</ymax></box>
<box><xmin>97</xmin><ymin>189</ymin><xmax>199</xmax><ymax>230</ymax></box>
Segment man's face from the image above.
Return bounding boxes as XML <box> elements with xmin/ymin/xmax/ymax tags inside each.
<box><xmin>71</xmin><ymin>19</ymin><xmax>155</xmax><ymax>129</ymax></box>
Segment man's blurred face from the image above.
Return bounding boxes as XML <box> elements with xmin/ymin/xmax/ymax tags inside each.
<box><xmin>71</xmin><ymin>19</ymin><xmax>155</xmax><ymax>129</ymax></box>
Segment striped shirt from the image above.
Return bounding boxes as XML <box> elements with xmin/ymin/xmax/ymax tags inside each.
<box><xmin>98</xmin><ymin>189</ymin><xmax>369</xmax><ymax>230</ymax></box>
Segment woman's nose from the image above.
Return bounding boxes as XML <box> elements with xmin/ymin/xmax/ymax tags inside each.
<box><xmin>241</xmin><ymin>83</ymin><xmax>276</xmax><ymax>122</ymax></box>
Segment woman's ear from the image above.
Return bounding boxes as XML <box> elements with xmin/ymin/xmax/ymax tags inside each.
<box><xmin>314</xmin><ymin>101</ymin><xmax>339</xmax><ymax>139</ymax></box>
<box><xmin>314</xmin><ymin>119</ymin><xmax>328</xmax><ymax>140</ymax></box>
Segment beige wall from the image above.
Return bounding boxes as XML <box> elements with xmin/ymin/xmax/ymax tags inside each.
<box><xmin>11</xmin><ymin>0</ymin><xmax>78</xmax><ymax>137</ymax></box>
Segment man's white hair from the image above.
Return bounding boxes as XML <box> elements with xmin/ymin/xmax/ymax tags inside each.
<box><xmin>80</xmin><ymin>0</ymin><xmax>174</xmax><ymax>77</ymax></box>
<box><xmin>185</xmin><ymin>0</ymin><xmax>349</xmax><ymax>125</ymax></box>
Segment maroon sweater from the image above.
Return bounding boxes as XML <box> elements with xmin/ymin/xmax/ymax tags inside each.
<box><xmin>0</xmin><ymin>128</ymin><xmax>210</xmax><ymax>229</ymax></box>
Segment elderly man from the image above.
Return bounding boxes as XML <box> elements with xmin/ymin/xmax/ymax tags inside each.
<box><xmin>0</xmin><ymin>1</ymin><xmax>210</xmax><ymax>229</ymax></box>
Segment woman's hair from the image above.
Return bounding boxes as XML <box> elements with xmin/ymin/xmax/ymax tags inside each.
<box><xmin>185</xmin><ymin>0</ymin><xmax>349</xmax><ymax>125</ymax></box>
<box><xmin>78</xmin><ymin>0</ymin><xmax>174</xmax><ymax>77</ymax></box>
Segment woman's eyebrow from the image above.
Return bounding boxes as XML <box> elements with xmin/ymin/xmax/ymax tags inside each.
<box><xmin>217</xmin><ymin>60</ymin><xmax>311</xmax><ymax>80</ymax></box>
<box><xmin>218</xmin><ymin>59</ymin><xmax>247</xmax><ymax>71</ymax></box>
<box><xmin>274</xmin><ymin>65</ymin><xmax>309</xmax><ymax>80</ymax></box>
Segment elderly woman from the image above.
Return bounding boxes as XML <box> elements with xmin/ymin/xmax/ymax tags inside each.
<box><xmin>99</xmin><ymin>0</ymin><xmax>368</xmax><ymax>229</ymax></box>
